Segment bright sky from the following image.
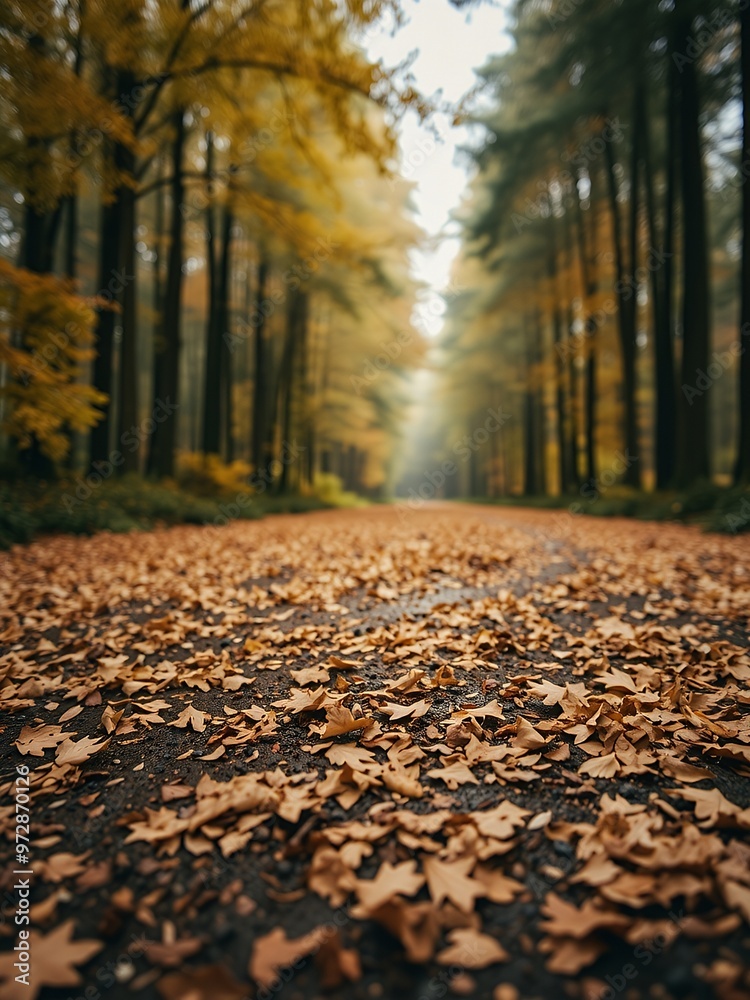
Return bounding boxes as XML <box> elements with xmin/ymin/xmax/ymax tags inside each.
<box><xmin>365</xmin><ymin>0</ymin><xmax>511</xmax><ymax>335</ymax></box>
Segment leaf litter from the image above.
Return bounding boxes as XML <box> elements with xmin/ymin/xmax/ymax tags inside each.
<box><xmin>1</xmin><ymin>506</ymin><xmax>749</xmax><ymax>998</ymax></box>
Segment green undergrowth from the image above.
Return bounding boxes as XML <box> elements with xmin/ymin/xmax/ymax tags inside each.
<box><xmin>0</xmin><ymin>474</ymin><xmax>355</xmax><ymax>549</ymax></box>
<box><xmin>463</xmin><ymin>481</ymin><xmax>750</xmax><ymax>534</ymax></box>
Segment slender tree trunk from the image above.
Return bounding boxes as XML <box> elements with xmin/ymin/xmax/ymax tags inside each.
<box><xmin>149</xmin><ymin>110</ymin><xmax>186</xmax><ymax>479</ymax></box>
<box><xmin>561</xmin><ymin>215</ymin><xmax>580</xmax><ymax>490</ymax></box>
<box><xmin>575</xmin><ymin>181</ymin><xmax>598</xmax><ymax>486</ymax></box>
<box><xmin>604</xmin><ymin>115</ymin><xmax>640</xmax><ymax>487</ymax></box>
<box><xmin>523</xmin><ymin>318</ymin><xmax>537</xmax><ymax>495</ymax></box>
<box><xmin>63</xmin><ymin>195</ymin><xmax>78</xmax><ymax>280</ymax></box>
<box><xmin>675</xmin><ymin>5</ymin><xmax>711</xmax><ymax>486</ymax></box>
<box><xmin>21</xmin><ymin>202</ymin><xmax>48</xmax><ymax>274</ymax></box>
<box><xmin>534</xmin><ymin>311</ymin><xmax>547</xmax><ymax>495</ymax></box>
<box><xmin>277</xmin><ymin>289</ymin><xmax>306</xmax><ymax>493</ymax></box>
<box><xmin>57</xmin><ymin>190</ymin><xmax>80</xmax><ymax>472</ymax></box>
<box><xmin>553</xmin><ymin>305</ymin><xmax>568</xmax><ymax>494</ymax></box>
<box><xmin>115</xmin><ymin>121</ymin><xmax>139</xmax><ymax>473</ymax></box>
<box><xmin>523</xmin><ymin>387</ymin><xmax>536</xmax><ymax>496</ymax></box>
<box><xmin>63</xmin><ymin>7</ymin><xmax>84</xmax><ymax>283</ymax></box>
<box><xmin>145</xmin><ymin>159</ymin><xmax>166</xmax><ymax>477</ymax></box>
<box><xmin>736</xmin><ymin>1</ymin><xmax>750</xmax><ymax>483</ymax></box>
<box><xmin>217</xmin><ymin>205</ymin><xmax>234</xmax><ymax>461</ymax></box>
<box><xmin>645</xmin><ymin>69</ymin><xmax>678</xmax><ymax>489</ymax></box>
<box><xmin>201</xmin><ymin>133</ymin><xmax>221</xmax><ymax>456</ymax></box>
<box><xmin>90</xmin><ymin>198</ymin><xmax>119</xmax><ymax>469</ymax></box>
<box><xmin>548</xmin><ymin>220</ymin><xmax>570</xmax><ymax>496</ymax></box>
<box><xmin>567</xmin><ymin>304</ymin><xmax>580</xmax><ymax>488</ymax></box>
<box><xmin>252</xmin><ymin>257</ymin><xmax>269</xmax><ymax>473</ymax></box>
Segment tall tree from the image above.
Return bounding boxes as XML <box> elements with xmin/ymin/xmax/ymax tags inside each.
<box><xmin>675</xmin><ymin>0</ymin><xmax>711</xmax><ymax>486</ymax></box>
<box><xmin>736</xmin><ymin>0</ymin><xmax>750</xmax><ymax>484</ymax></box>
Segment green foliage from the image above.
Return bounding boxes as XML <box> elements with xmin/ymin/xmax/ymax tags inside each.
<box><xmin>0</xmin><ymin>476</ymin><xmax>236</xmax><ymax>549</ymax></box>
<box><xmin>467</xmin><ymin>483</ymin><xmax>750</xmax><ymax>533</ymax></box>
<box><xmin>0</xmin><ymin>469</ymin><xmax>380</xmax><ymax>548</ymax></box>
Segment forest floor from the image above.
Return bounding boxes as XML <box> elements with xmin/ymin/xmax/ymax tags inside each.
<box><xmin>1</xmin><ymin>504</ymin><xmax>750</xmax><ymax>1000</ymax></box>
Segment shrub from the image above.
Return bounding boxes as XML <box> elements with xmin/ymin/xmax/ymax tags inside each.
<box><xmin>708</xmin><ymin>485</ymin><xmax>750</xmax><ymax>534</ymax></box>
<box><xmin>310</xmin><ymin>472</ymin><xmax>368</xmax><ymax>508</ymax></box>
<box><xmin>175</xmin><ymin>452</ymin><xmax>253</xmax><ymax>498</ymax></box>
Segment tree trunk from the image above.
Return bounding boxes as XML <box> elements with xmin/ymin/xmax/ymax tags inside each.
<box><xmin>645</xmin><ymin>68</ymin><xmax>678</xmax><ymax>489</ymax></box>
<box><xmin>567</xmin><ymin>303</ymin><xmax>580</xmax><ymax>488</ymax></box>
<box><xmin>115</xmin><ymin>118</ymin><xmax>139</xmax><ymax>473</ymax></box>
<box><xmin>201</xmin><ymin>133</ymin><xmax>221</xmax><ymax>456</ymax></box>
<box><xmin>523</xmin><ymin>318</ymin><xmax>537</xmax><ymax>496</ymax></box>
<box><xmin>736</xmin><ymin>0</ymin><xmax>750</xmax><ymax>483</ymax></box>
<box><xmin>63</xmin><ymin>194</ymin><xmax>78</xmax><ymax>280</ymax></box>
<box><xmin>575</xmin><ymin>181</ymin><xmax>598</xmax><ymax>486</ymax></box>
<box><xmin>21</xmin><ymin>201</ymin><xmax>49</xmax><ymax>274</ymax></box>
<box><xmin>675</xmin><ymin>4</ymin><xmax>711</xmax><ymax>486</ymax></box>
<box><xmin>604</xmin><ymin>115</ymin><xmax>640</xmax><ymax>487</ymax></box>
<box><xmin>90</xmin><ymin>198</ymin><xmax>119</xmax><ymax>470</ymax></box>
<box><xmin>217</xmin><ymin>205</ymin><xmax>233</xmax><ymax>461</ymax></box>
<box><xmin>277</xmin><ymin>289</ymin><xmax>306</xmax><ymax>493</ymax></box>
<box><xmin>252</xmin><ymin>257</ymin><xmax>269</xmax><ymax>473</ymax></box>
<box><xmin>145</xmin><ymin>159</ymin><xmax>166</xmax><ymax>477</ymax></box>
<box><xmin>534</xmin><ymin>312</ymin><xmax>547</xmax><ymax>495</ymax></box>
<box><xmin>149</xmin><ymin>110</ymin><xmax>186</xmax><ymax>479</ymax></box>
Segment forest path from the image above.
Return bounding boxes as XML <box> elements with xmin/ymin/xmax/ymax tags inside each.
<box><xmin>2</xmin><ymin>505</ymin><xmax>750</xmax><ymax>1000</ymax></box>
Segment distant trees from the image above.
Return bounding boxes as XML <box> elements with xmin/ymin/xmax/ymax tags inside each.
<box><xmin>0</xmin><ymin>0</ymin><xmax>425</xmax><ymax>496</ymax></box>
<box><xmin>425</xmin><ymin>0</ymin><xmax>747</xmax><ymax>499</ymax></box>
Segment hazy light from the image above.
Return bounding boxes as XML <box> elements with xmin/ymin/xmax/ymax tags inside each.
<box><xmin>366</xmin><ymin>1</ymin><xmax>510</xmax><ymax>334</ymax></box>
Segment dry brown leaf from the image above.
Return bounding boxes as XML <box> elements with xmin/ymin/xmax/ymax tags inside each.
<box><xmin>319</xmin><ymin>704</ymin><xmax>374</xmax><ymax>739</ymax></box>
<box><xmin>436</xmin><ymin>928</ymin><xmax>509</xmax><ymax>968</ymax></box>
<box><xmin>0</xmin><ymin>920</ymin><xmax>102</xmax><ymax>1000</ymax></box>
<box><xmin>422</xmin><ymin>855</ymin><xmax>483</xmax><ymax>913</ymax></box>
<box><xmin>55</xmin><ymin>735</ymin><xmax>110</xmax><ymax>767</ymax></box>
<box><xmin>314</xmin><ymin>931</ymin><xmax>362</xmax><ymax>989</ymax></box>
<box><xmin>355</xmin><ymin>859</ymin><xmax>425</xmax><ymax>913</ymax></box>
<box><xmin>157</xmin><ymin>964</ymin><xmax>247</xmax><ymax>1000</ymax></box>
<box><xmin>248</xmin><ymin>926</ymin><xmax>329</xmax><ymax>987</ymax></box>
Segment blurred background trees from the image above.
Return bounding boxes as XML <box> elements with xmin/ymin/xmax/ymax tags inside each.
<box><xmin>0</xmin><ymin>0</ymin><xmax>425</xmax><ymax>498</ymax></box>
<box><xmin>398</xmin><ymin>0</ymin><xmax>750</xmax><ymax>504</ymax></box>
<box><xmin>2</xmin><ymin>0</ymin><xmax>749</xmax><ymax>529</ymax></box>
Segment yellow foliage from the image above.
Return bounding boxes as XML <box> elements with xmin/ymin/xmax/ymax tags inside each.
<box><xmin>0</xmin><ymin>261</ymin><xmax>107</xmax><ymax>462</ymax></box>
<box><xmin>176</xmin><ymin>452</ymin><xmax>252</xmax><ymax>497</ymax></box>
<box><xmin>309</xmin><ymin>473</ymin><xmax>368</xmax><ymax>508</ymax></box>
